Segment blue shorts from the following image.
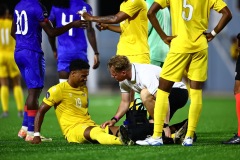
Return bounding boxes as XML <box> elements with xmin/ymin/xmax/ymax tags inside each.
<box><xmin>14</xmin><ymin>49</ymin><xmax>45</xmax><ymax>89</ymax></box>
<box><xmin>57</xmin><ymin>55</ymin><xmax>88</xmax><ymax>73</ymax></box>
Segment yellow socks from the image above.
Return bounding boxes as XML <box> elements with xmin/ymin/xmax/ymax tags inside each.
<box><xmin>13</xmin><ymin>86</ymin><xmax>24</xmax><ymax>112</ymax></box>
<box><xmin>153</xmin><ymin>89</ymin><xmax>169</xmax><ymax>138</ymax></box>
<box><xmin>186</xmin><ymin>89</ymin><xmax>202</xmax><ymax>138</ymax></box>
<box><xmin>1</xmin><ymin>86</ymin><xmax>9</xmax><ymax>112</ymax></box>
<box><xmin>90</xmin><ymin>127</ymin><xmax>122</xmax><ymax>145</ymax></box>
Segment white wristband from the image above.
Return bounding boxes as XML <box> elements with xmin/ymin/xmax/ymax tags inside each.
<box><xmin>211</xmin><ymin>30</ymin><xmax>217</xmax><ymax>36</ymax></box>
<box><xmin>34</xmin><ymin>132</ymin><xmax>41</xmax><ymax>137</ymax></box>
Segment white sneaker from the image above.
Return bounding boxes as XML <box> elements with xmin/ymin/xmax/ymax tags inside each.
<box><xmin>136</xmin><ymin>136</ymin><xmax>163</xmax><ymax>146</ymax></box>
<box><xmin>182</xmin><ymin>137</ymin><xmax>193</xmax><ymax>146</ymax></box>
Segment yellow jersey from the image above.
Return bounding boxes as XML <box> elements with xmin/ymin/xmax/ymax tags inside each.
<box><xmin>43</xmin><ymin>82</ymin><xmax>95</xmax><ymax>136</ymax></box>
<box><xmin>117</xmin><ymin>0</ymin><xmax>149</xmax><ymax>56</ymax></box>
<box><xmin>0</xmin><ymin>18</ymin><xmax>15</xmax><ymax>52</ymax></box>
<box><xmin>155</xmin><ymin>0</ymin><xmax>227</xmax><ymax>53</ymax></box>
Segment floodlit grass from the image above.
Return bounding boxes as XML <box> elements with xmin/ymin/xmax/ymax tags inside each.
<box><xmin>0</xmin><ymin>93</ymin><xmax>240</xmax><ymax>160</ymax></box>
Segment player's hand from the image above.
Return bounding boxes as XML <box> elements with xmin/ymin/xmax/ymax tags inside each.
<box><xmin>163</xmin><ymin>35</ymin><xmax>177</xmax><ymax>45</ymax></box>
<box><xmin>31</xmin><ymin>136</ymin><xmax>42</xmax><ymax>144</ymax></box>
<box><xmin>93</xmin><ymin>54</ymin><xmax>100</xmax><ymax>69</ymax></box>
<box><xmin>101</xmin><ymin>120</ymin><xmax>116</xmax><ymax>128</ymax></box>
<box><xmin>95</xmin><ymin>23</ymin><xmax>108</xmax><ymax>31</ymax></box>
<box><xmin>163</xmin><ymin>126</ymin><xmax>171</xmax><ymax>138</ymax></box>
<box><xmin>72</xmin><ymin>20</ymin><xmax>88</xmax><ymax>28</ymax></box>
<box><xmin>203</xmin><ymin>32</ymin><xmax>215</xmax><ymax>42</ymax></box>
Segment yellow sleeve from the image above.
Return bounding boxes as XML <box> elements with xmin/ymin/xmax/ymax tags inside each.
<box><xmin>43</xmin><ymin>85</ymin><xmax>62</xmax><ymax>107</ymax></box>
<box><xmin>120</xmin><ymin>0</ymin><xmax>143</xmax><ymax>17</ymax></box>
<box><xmin>211</xmin><ymin>0</ymin><xmax>227</xmax><ymax>12</ymax></box>
<box><xmin>154</xmin><ymin>0</ymin><xmax>169</xmax><ymax>8</ymax></box>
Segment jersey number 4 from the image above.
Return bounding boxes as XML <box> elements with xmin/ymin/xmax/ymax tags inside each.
<box><xmin>182</xmin><ymin>0</ymin><xmax>193</xmax><ymax>21</ymax></box>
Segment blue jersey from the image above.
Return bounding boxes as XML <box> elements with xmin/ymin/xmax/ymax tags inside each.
<box><xmin>49</xmin><ymin>0</ymin><xmax>92</xmax><ymax>61</ymax></box>
<box><xmin>13</xmin><ymin>0</ymin><xmax>47</xmax><ymax>53</ymax></box>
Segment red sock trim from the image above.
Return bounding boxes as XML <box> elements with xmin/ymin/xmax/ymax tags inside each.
<box><xmin>27</xmin><ymin>110</ymin><xmax>38</xmax><ymax>116</ymax></box>
<box><xmin>235</xmin><ymin>94</ymin><xmax>240</xmax><ymax>136</ymax></box>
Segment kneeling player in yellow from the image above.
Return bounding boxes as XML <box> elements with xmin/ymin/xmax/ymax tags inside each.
<box><xmin>32</xmin><ymin>59</ymin><xmax>133</xmax><ymax>145</ymax></box>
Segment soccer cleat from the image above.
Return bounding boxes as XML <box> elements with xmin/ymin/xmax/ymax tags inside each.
<box><xmin>182</xmin><ymin>137</ymin><xmax>193</xmax><ymax>146</ymax></box>
<box><xmin>25</xmin><ymin>134</ymin><xmax>52</xmax><ymax>142</ymax></box>
<box><xmin>174</xmin><ymin>120</ymin><xmax>188</xmax><ymax>143</ymax></box>
<box><xmin>222</xmin><ymin>134</ymin><xmax>240</xmax><ymax>144</ymax></box>
<box><xmin>136</xmin><ymin>136</ymin><xmax>163</xmax><ymax>146</ymax></box>
<box><xmin>119</xmin><ymin>125</ymin><xmax>134</xmax><ymax>145</ymax></box>
<box><xmin>18</xmin><ymin>129</ymin><xmax>27</xmax><ymax>139</ymax></box>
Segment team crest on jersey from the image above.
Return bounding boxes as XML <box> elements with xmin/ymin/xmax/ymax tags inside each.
<box><xmin>75</xmin><ymin>98</ymin><xmax>82</xmax><ymax>108</ymax></box>
<box><xmin>46</xmin><ymin>92</ymin><xmax>50</xmax><ymax>99</ymax></box>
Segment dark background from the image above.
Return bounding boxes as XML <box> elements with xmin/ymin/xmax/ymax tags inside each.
<box><xmin>1</xmin><ymin>0</ymin><xmax>123</xmax><ymax>16</ymax></box>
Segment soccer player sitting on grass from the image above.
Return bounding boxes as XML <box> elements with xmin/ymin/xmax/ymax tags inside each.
<box><xmin>31</xmin><ymin>59</ymin><xmax>133</xmax><ymax>145</ymax></box>
<box><xmin>101</xmin><ymin>55</ymin><xmax>190</xmax><ymax>143</ymax></box>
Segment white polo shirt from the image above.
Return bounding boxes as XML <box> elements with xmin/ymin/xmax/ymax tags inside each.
<box><xmin>119</xmin><ymin>64</ymin><xmax>187</xmax><ymax>95</ymax></box>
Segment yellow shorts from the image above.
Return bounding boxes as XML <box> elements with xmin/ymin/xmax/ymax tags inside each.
<box><xmin>65</xmin><ymin>123</ymin><xmax>109</xmax><ymax>143</ymax></box>
<box><xmin>118</xmin><ymin>53</ymin><xmax>150</xmax><ymax>64</ymax></box>
<box><xmin>161</xmin><ymin>49</ymin><xmax>208</xmax><ymax>82</ymax></box>
<box><xmin>0</xmin><ymin>50</ymin><xmax>20</xmax><ymax>78</ymax></box>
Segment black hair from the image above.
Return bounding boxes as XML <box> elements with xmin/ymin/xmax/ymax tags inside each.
<box><xmin>52</xmin><ymin>0</ymin><xmax>70</xmax><ymax>8</ymax></box>
<box><xmin>0</xmin><ymin>3</ymin><xmax>8</xmax><ymax>17</ymax></box>
<box><xmin>69</xmin><ymin>59</ymin><xmax>90</xmax><ymax>71</ymax></box>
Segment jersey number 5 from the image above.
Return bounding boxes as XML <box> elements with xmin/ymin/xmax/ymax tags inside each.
<box><xmin>182</xmin><ymin>0</ymin><xmax>193</xmax><ymax>21</ymax></box>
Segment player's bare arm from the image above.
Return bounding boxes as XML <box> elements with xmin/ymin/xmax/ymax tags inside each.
<box><xmin>40</xmin><ymin>20</ymin><xmax>88</xmax><ymax>38</ymax></box>
<box><xmin>101</xmin><ymin>93</ymin><xmax>130</xmax><ymax>128</ymax></box>
<box><xmin>31</xmin><ymin>102</ymin><xmax>51</xmax><ymax>144</ymax></box>
<box><xmin>148</xmin><ymin>2</ymin><xmax>176</xmax><ymax>45</ymax></box>
<box><xmin>95</xmin><ymin>23</ymin><xmax>121</xmax><ymax>33</ymax></box>
<box><xmin>205</xmin><ymin>6</ymin><xmax>232</xmax><ymax>42</ymax></box>
<box><xmin>81</xmin><ymin>11</ymin><xmax>129</xmax><ymax>24</ymax></box>
<box><xmin>86</xmin><ymin>22</ymin><xmax>100</xmax><ymax>69</ymax></box>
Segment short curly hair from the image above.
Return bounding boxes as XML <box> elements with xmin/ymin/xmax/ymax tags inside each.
<box><xmin>69</xmin><ymin>59</ymin><xmax>90</xmax><ymax>71</ymax></box>
<box><xmin>107</xmin><ymin>55</ymin><xmax>131</xmax><ymax>72</ymax></box>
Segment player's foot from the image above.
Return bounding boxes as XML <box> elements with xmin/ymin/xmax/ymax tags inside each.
<box><xmin>136</xmin><ymin>136</ymin><xmax>163</xmax><ymax>146</ymax></box>
<box><xmin>25</xmin><ymin>134</ymin><xmax>52</xmax><ymax>142</ymax></box>
<box><xmin>0</xmin><ymin>112</ymin><xmax>9</xmax><ymax>118</ymax></box>
<box><xmin>18</xmin><ymin>129</ymin><xmax>27</xmax><ymax>139</ymax></box>
<box><xmin>119</xmin><ymin>125</ymin><xmax>134</xmax><ymax>145</ymax></box>
<box><xmin>182</xmin><ymin>137</ymin><xmax>193</xmax><ymax>146</ymax></box>
<box><xmin>174</xmin><ymin>120</ymin><xmax>188</xmax><ymax>143</ymax></box>
<box><xmin>222</xmin><ymin>134</ymin><xmax>240</xmax><ymax>144</ymax></box>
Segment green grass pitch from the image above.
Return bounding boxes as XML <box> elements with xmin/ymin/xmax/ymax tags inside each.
<box><xmin>0</xmin><ymin>93</ymin><xmax>240</xmax><ymax>160</ymax></box>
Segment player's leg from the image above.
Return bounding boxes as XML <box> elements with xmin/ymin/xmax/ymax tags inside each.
<box><xmin>85</xmin><ymin>126</ymin><xmax>123</xmax><ymax>145</ymax></box>
<box><xmin>222</xmin><ymin>53</ymin><xmax>240</xmax><ymax>144</ymax></box>
<box><xmin>10</xmin><ymin>59</ymin><xmax>24</xmax><ymax>117</ymax></box>
<box><xmin>140</xmin><ymin>88</ymin><xmax>155</xmax><ymax>118</ymax></box>
<box><xmin>0</xmin><ymin>53</ymin><xmax>9</xmax><ymax>117</ymax></box>
<box><xmin>136</xmin><ymin>52</ymin><xmax>190</xmax><ymax>146</ymax></box>
<box><xmin>168</xmin><ymin>88</ymin><xmax>189</xmax><ymax>120</ymax></box>
<box><xmin>0</xmin><ymin>77</ymin><xmax>9</xmax><ymax>117</ymax></box>
<box><xmin>182</xmin><ymin>49</ymin><xmax>207</xmax><ymax>146</ymax></box>
<box><xmin>15</xmin><ymin>50</ymin><xmax>45</xmax><ymax>141</ymax></box>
